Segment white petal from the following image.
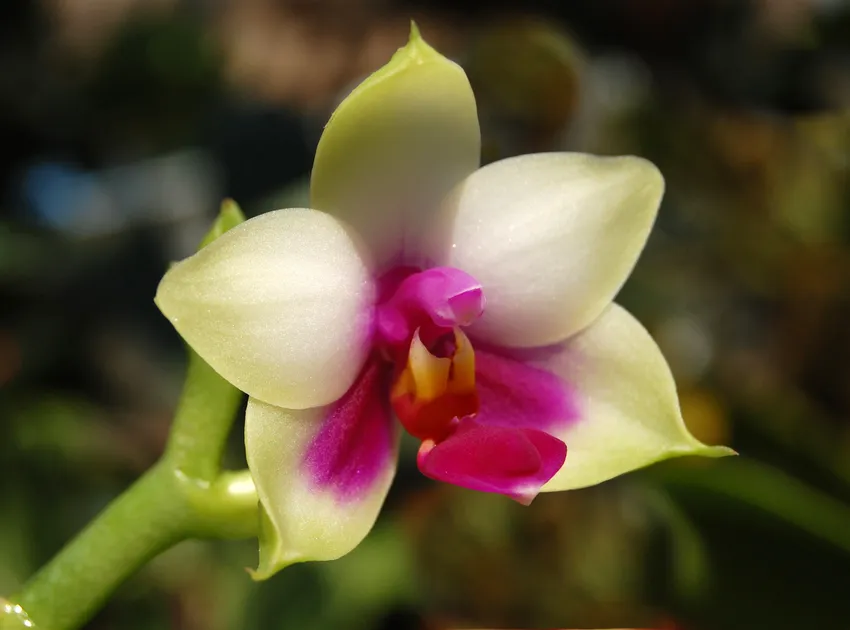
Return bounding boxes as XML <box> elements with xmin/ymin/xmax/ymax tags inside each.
<box><xmin>245</xmin><ymin>361</ymin><xmax>398</xmax><ymax>577</ymax></box>
<box><xmin>311</xmin><ymin>26</ymin><xmax>480</xmax><ymax>268</ymax></box>
<box><xmin>536</xmin><ymin>303</ymin><xmax>733</xmax><ymax>491</ymax></box>
<box><xmin>422</xmin><ymin>152</ymin><xmax>664</xmax><ymax>347</ymax></box>
<box><xmin>155</xmin><ymin>208</ymin><xmax>374</xmax><ymax>409</ymax></box>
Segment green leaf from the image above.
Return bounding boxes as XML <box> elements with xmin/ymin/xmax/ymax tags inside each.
<box><xmin>646</xmin><ymin>458</ymin><xmax>850</xmax><ymax>555</ymax></box>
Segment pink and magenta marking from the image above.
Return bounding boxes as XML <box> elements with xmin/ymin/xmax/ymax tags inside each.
<box><xmin>302</xmin><ymin>266</ymin><xmax>580</xmax><ymax>503</ymax></box>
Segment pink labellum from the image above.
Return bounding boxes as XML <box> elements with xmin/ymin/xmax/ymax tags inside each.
<box><xmin>417</xmin><ymin>418</ymin><xmax>567</xmax><ymax>504</ymax></box>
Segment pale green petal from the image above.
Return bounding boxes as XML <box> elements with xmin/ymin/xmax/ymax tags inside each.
<box><xmin>540</xmin><ymin>303</ymin><xmax>734</xmax><ymax>492</ymax></box>
<box><xmin>155</xmin><ymin>208</ymin><xmax>374</xmax><ymax>410</ymax></box>
<box><xmin>311</xmin><ymin>24</ymin><xmax>480</xmax><ymax>267</ymax></box>
<box><xmin>246</xmin><ymin>395</ymin><xmax>399</xmax><ymax>579</ymax></box>
<box><xmin>422</xmin><ymin>152</ymin><xmax>664</xmax><ymax>347</ymax></box>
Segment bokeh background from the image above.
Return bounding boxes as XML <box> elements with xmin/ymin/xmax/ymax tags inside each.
<box><xmin>2</xmin><ymin>1</ymin><xmax>850</xmax><ymax>629</ymax></box>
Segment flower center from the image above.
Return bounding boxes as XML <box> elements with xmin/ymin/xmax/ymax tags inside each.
<box><xmin>374</xmin><ymin>267</ymin><xmax>484</xmax><ymax>442</ymax></box>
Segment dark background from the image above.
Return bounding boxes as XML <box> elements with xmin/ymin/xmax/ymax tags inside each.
<box><xmin>2</xmin><ymin>1</ymin><xmax>850</xmax><ymax>629</ymax></box>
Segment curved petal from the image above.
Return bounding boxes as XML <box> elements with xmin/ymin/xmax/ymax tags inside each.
<box><xmin>156</xmin><ymin>208</ymin><xmax>375</xmax><ymax>410</ymax></box>
<box><xmin>529</xmin><ymin>303</ymin><xmax>734</xmax><ymax>492</ymax></box>
<box><xmin>422</xmin><ymin>152</ymin><xmax>664</xmax><ymax>347</ymax></box>
<box><xmin>245</xmin><ymin>360</ymin><xmax>399</xmax><ymax>578</ymax></box>
<box><xmin>311</xmin><ymin>25</ymin><xmax>481</xmax><ymax>268</ymax></box>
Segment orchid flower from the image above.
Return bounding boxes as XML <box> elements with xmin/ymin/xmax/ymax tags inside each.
<box><xmin>155</xmin><ymin>26</ymin><xmax>732</xmax><ymax>578</ymax></box>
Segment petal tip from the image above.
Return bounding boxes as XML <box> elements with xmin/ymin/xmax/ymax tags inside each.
<box><xmin>409</xmin><ymin>19</ymin><xmax>421</xmax><ymax>42</ymax></box>
<box><xmin>599</xmin><ymin>153</ymin><xmax>665</xmax><ymax>206</ymax></box>
<box><xmin>511</xmin><ymin>492</ymin><xmax>536</xmax><ymax>507</ymax></box>
<box><xmin>249</xmin><ymin>504</ymin><xmax>309</xmax><ymax>581</ymax></box>
<box><xmin>397</xmin><ymin>20</ymin><xmax>442</xmax><ymax>65</ymax></box>
<box><xmin>246</xmin><ymin>565</ymin><xmax>273</xmax><ymax>582</ymax></box>
<box><xmin>582</xmin><ymin>153</ymin><xmax>665</xmax><ymax>207</ymax></box>
<box><xmin>247</xmin><ymin>556</ymin><xmax>300</xmax><ymax>582</ymax></box>
<box><xmin>630</xmin><ymin>155</ymin><xmax>665</xmax><ymax>203</ymax></box>
<box><xmin>153</xmin><ymin>267</ymin><xmax>179</xmax><ymax>321</ymax></box>
<box><xmin>694</xmin><ymin>444</ymin><xmax>738</xmax><ymax>458</ymax></box>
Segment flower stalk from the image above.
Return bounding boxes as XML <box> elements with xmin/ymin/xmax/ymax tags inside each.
<box><xmin>5</xmin><ymin>203</ymin><xmax>259</xmax><ymax>630</ymax></box>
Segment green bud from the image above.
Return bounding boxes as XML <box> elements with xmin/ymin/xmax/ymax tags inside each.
<box><xmin>199</xmin><ymin>199</ymin><xmax>247</xmax><ymax>250</ymax></box>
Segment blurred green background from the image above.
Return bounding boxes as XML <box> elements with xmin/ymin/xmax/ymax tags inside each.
<box><xmin>2</xmin><ymin>1</ymin><xmax>850</xmax><ymax>629</ymax></box>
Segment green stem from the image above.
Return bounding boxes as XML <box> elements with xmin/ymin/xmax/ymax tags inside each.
<box><xmin>179</xmin><ymin>469</ymin><xmax>260</xmax><ymax>540</ymax></box>
<box><xmin>165</xmin><ymin>350</ymin><xmax>244</xmax><ymax>480</ymax></box>
<box><xmin>8</xmin><ymin>209</ymin><xmax>255</xmax><ymax>630</ymax></box>
<box><xmin>14</xmin><ymin>464</ymin><xmax>189</xmax><ymax>630</ymax></box>
<box><xmin>10</xmin><ymin>351</ymin><xmax>256</xmax><ymax>630</ymax></box>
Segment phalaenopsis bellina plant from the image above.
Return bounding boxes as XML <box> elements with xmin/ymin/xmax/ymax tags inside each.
<box><xmin>3</xmin><ymin>24</ymin><xmax>732</xmax><ymax>630</ymax></box>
